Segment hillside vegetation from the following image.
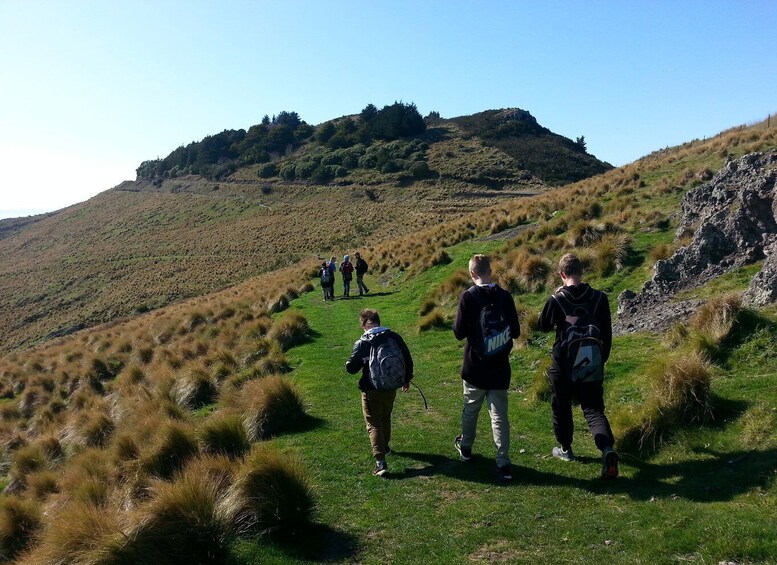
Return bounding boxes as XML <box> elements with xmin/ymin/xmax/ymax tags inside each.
<box><xmin>0</xmin><ymin>117</ymin><xmax>775</xmax><ymax>563</ymax></box>
<box><xmin>0</xmin><ymin>104</ymin><xmax>608</xmax><ymax>353</ymax></box>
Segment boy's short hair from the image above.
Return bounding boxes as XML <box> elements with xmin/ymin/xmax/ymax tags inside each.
<box><xmin>360</xmin><ymin>309</ymin><xmax>381</xmax><ymax>326</ymax></box>
<box><xmin>468</xmin><ymin>254</ymin><xmax>491</xmax><ymax>277</ymax></box>
<box><xmin>558</xmin><ymin>253</ymin><xmax>583</xmax><ymax>276</ymax></box>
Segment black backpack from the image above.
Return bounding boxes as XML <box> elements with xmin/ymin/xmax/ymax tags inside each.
<box><xmin>364</xmin><ymin>334</ymin><xmax>406</xmax><ymax>391</ymax></box>
<box><xmin>552</xmin><ymin>290</ymin><xmax>604</xmax><ymax>382</ymax></box>
<box><xmin>469</xmin><ymin>286</ymin><xmax>512</xmax><ymax>358</ymax></box>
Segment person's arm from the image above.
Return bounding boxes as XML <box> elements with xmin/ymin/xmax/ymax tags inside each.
<box><xmin>395</xmin><ymin>334</ymin><xmax>413</xmax><ymax>382</ymax></box>
<box><xmin>452</xmin><ymin>290</ymin><xmax>468</xmax><ymax>340</ymax></box>
<box><xmin>598</xmin><ymin>292</ymin><xmax>613</xmax><ymax>363</ymax></box>
<box><xmin>538</xmin><ymin>297</ymin><xmax>556</xmax><ymax>332</ymax></box>
<box><xmin>345</xmin><ymin>339</ymin><xmax>366</xmax><ymax>374</ymax></box>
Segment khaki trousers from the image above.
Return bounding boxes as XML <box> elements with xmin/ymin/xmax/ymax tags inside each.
<box><xmin>361</xmin><ymin>389</ymin><xmax>397</xmax><ymax>460</ymax></box>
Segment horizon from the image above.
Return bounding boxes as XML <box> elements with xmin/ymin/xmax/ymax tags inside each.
<box><xmin>1</xmin><ymin>1</ymin><xmax>776</xmax><ymax>220</ymax></box>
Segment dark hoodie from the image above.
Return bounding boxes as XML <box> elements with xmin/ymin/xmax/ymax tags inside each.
<box><xmin>453</xmin><ymin>284</ymin><xmax>520</xmax><ymax>390</ymax></box>
<box><xmin>345</xmin><ymin>327</ymin><xmax>414</xmax><ymax>391</ymax></box>
<box><xmin>538</xmin><ymin>283</ymin><xmax>612</xmax><ymax>366</ymax></box>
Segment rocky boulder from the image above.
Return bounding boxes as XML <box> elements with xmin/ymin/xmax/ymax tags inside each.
<box><xmin>616</xmin><ymin>151</ymin><xmax>777</xmax><ymax>334</ymax></box>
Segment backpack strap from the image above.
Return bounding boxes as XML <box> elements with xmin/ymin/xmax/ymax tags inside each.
<box><xmin>550</xmin><ymin>292</ymin><xmax>571</xmax><ymax>318</ymax></box>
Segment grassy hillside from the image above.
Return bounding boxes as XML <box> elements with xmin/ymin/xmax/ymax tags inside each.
<box><xmin>0</xmin><ymin>116</ymin><xmax>775</xmax><ymax>563</ymax></box>
<box><xmin>0</xmin><ymin>105</ymin><xmax>607</xmax><ymax>353</ymax></box>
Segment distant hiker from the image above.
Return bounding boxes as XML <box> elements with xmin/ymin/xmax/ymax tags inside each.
<box><xmin>354</xmin><ymin>252</ymin><xmax>370</xmax><ymax>296</ymax></box>
<box><xmin>327</xmin><ymin>256</ymin><xmax>338</xmax><ymax>295</ymax></box>
<box><xmin>319</xmin><ymin>261</ymin><xmax>334</xmax><ymax>301</ymax></box>
<box><xmin>345</xmin><ymin>309</ymin><xmax>414</xmax><ymax>476</ymax></box>
<box><xmin>340</xmin><ymin>254</ymin><xmax>355</xmax><ymax>297</ymax></box>
<box><xmin>538</xmin><ymin>253</ymin><xmax>619</xmax><ymax>480</ymax></box>
<box><xmin>453</xmin><ymin>254</ymin><xmax>520</xmax><ymax>481</ymax></box>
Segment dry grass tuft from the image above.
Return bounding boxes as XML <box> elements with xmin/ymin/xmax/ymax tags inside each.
<box><xmin>740</xmin><ymin>404</ymin><xmax>777</xmax><ymax>446</ymax></box>
<box><xmin>226</xmin><ymin>445</ymin><xmax>314</xmax><ymax>534</ymax></box>
<box><xmin>240</xmin><ymin>376</ymin><xmax>306</xmax><ymax>441</ymax></box>
<box><xmin>418</xmin><ymin>309</ymin><xmax>448</xmax><ymax>332</ymax></box>
<box><xmin>269</xmin><ymin>311</ymin><xmax>311</xmax><ymax>351</ymax></box>
<box><xmin>0</xmin><ymin>496</ymin><xmax>42</xmax><ymax>560</ymax></box>
<box><xmin>199</xmin><ymin>414</ymin><xmax>251</xmax><ymax>459</ymax></box>
<box><xmin>651</xmin><ymin>351</ymin><xmax>714</xmax><ymax>425</ymax></box>
<box><xmin>171</xmin><ymin>369</ymin><xmax>218</xmax><ymax>409</ymax></box>
<box><xmin>140</xmin><ymin>422</ymin><xmax>200</xmax><ymax>480</ymax></box>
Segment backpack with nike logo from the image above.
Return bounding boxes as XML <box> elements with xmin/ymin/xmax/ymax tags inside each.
<box><xmin>469</xmin><ymin>286</ymin><xmax>513</xmax><ymax>358</ymax></box>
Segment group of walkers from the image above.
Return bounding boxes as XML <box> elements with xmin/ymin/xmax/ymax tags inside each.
<box><xmin>344</xmin><ymin>252</ymin><xmax>619</xmax><ymax>482</ymax></box>
<box><xmin>319</xmin><ymin>252</ymin><xmax>369</xmax><ymax>301</ymax></box>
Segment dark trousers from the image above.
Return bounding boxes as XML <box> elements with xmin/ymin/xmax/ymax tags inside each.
<box><xmin>548</xmin><ymin>364</ymin><xmax>614</xmax><ymax>452</ymax></box>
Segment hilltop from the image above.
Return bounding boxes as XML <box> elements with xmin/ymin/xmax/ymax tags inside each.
<box><xmin>0</xmin><ymin>104</ymin><xmax>610</xmax><ymax>352</ymax></box>
<box><xmin>0</xmin><ymin>115</ymin><xmax>775</xmax><ymax>563</ymax></box>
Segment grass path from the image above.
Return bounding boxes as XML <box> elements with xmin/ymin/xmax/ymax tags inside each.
<box><xmin>235</xmin><ymin>241</ymin><xmax>777</xmax><ymax>564</ymax></box>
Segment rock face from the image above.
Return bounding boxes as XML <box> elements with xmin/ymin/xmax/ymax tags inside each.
<box><xmin>616</xmin><ymin>151</ymin><xmax>777</xmax><ymax>334</ymax></box>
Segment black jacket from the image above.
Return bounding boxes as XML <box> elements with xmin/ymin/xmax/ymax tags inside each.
<box><xmin>345</xmin><ymin>327</ymin><xmax>414</xmax><ymax>391</ymax></box>
<box><xmin>538</xmin><ymin>283</ymin><xmax>612</xmax><ymax>367</ymax></box>
<box><xmin>452</xmin><ymin>284</ymin><xmax>520</xmax><ymax>390</ymax></box>
<box><xmin>355</xmin><ymin>258</ymin><xmax>368</xmax><ymax>276</ymax></box>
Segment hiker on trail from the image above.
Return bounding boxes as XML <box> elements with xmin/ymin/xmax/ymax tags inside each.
<box><xmin>538</xmin><ymin>253</ymin><xmax>619</xmax><ymax>480</ymax></box>
<box><xmin>354</xmin><ymin>252</ymin><xmax>370</xmax><ymax>296</ymax></box>
<box><xmin>345</xmin><ymin>309</ymin><xmax>414</xmax><ymax>477</ymax></box>
<box><xmin>328</xmin><ymin>256</ymin><xmax>338</xmax><ymax>295</ymax></box>
<box><xmin>340</xmin><ymin>254</ymin><xmax>355</xmax><ymax>298</ymax></box>
<box><xmin>453</xmin><ymin>254</ymin><xmax>520</xmax><ymax>482</ymax></box>
<box><xmin>319</xmin><ymin>261</ymin><xmax>334</xmax><ymax>301</ymax></box>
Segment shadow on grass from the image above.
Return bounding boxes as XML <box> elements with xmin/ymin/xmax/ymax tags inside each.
<box><xmin>273</xmin><ymin>413</ymin><xmax>326</xmax><ymax>438</ymax></box>
<box><xmin>229</xmin><ymin>522</ymin><xmax>358</xmax><ymax>563</ymax></box>
<box><xmin>264</xmin><ymin>523</ymin><xmax>359</xmax><ymax>563</ymax></box>
<box><xmin>335</xmin><ymin>291</ymin><xmax>395</xmax><ymax>300</ymax></box>
<box><xmin>390</xmin><ymin>447</ymin><xmax>777</xmax><ymax>502</ymax></box>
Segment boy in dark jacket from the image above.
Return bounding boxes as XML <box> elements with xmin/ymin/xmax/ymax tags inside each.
<box><xmin>345</xmin><ymin>309</ymin><xmax>413</xmax><ymax>476</ymax></box>
<box><xmin>538</xmin><ymin>253</ymin><xmax>618</xmax><ymax>479</ymax></box>
<box><xmin>453</xmin><ymin>254</ymin><xmax>520</xmax><ymax>481</ymax></box>
<box><xmin>339</xmin><ymin>255</ymin><xmax>355</xmax><ymax>297</ymax></box>
<box><xmin>354</xmin><ymin>252</ymin><xmax>370</xmax><ymax>295</ymax></box>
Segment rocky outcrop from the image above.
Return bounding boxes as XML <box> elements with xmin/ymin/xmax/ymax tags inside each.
<box><xmin>616</xmin><ymin>151</ymin><xmax>777</xmax><ymax>334</ymax></box>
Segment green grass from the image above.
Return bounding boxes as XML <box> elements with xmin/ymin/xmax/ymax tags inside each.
<box><xmin>229</xmin><ymin>237</ymin><xmax>777</xmax><ymax>564</ymax></box>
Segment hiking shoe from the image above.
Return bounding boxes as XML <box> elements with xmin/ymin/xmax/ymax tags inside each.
<box><xmin>372</xmin><ymin>460</ymin><xmax>388</xmax><ymax>477</ymax></box>
<box><xmin>601</xmin><ymin>449</ymin><xmax>619</xmax><ymax>480</ymax></box>
<box><xmin>454</xmin><ymin>435</ymin><xmax>472</xmax><ymax>462</ymax></box>
<box><xmin>496</xmin><ymin>464</ymin><xmax>513</xmax><ymax>482</ymax></box>
<box><xmin>552</xmin><ymin>446</ymin><xmax>575</xmax><ymax>461</ymax></box>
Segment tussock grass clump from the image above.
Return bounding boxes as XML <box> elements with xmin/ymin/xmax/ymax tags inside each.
<box><xmin>141</xmin><ymin>423</ymin><xmax>200</xmax><ymax>479</ymax></box>
<box><xmin>10</xmin><ymin>444</ymin><xmax>47</xmax><ymax>483</ymax></box>
<box><xmin>566</xmin><ymin>220</ymin><xmax>619</xmax><ymax>247</ymax></box>
<box><xmin>26</xmin><ymin>470</ymin><xmax>60</xmax><ymax>499</ymax></box>
<box><xmin>690</xmin><ymin>294</ymin><xmax>742</xmax><ymax>346</ymax></box>
<box><xmin>740</xmin><ymin>404</ymin><xmax>777</xmax><ymax>446</ymax></box>
<box><xmin>652</xmin><ymin>351</ymin><xmax>713</xmax><ymax>425</ymax></box>
<box><xmin>26</xmin><ymin>501</ymin><xmax>124</xmax><ymax>565</ymax></box>
<box><xmin>417</xmin><ymin>298</ymin><xmax>437</xmax><ymax>317</ymax></box>
<box><xmin>199</xmin><ymin>415</ymin><xmax>251</xmax><ymax>459</ymax></box>
<box><xmin>648</xmin><ymin>242</ymin><xmax>676</xmax><ymax>263</ymax></box>
<box><xmin>269</xmin><ymin>311</ymin><xmax>311</xmax><ymax>351</ymax></box>
<box><xmin>126</xmin><ymin>470</ymin><xmax>233</xmax><ymax>564</ymax></box>
<box><xmin>226</xmin><ymin>445</ymin><xmax>314</xmax><ymax>534</ymax></box>
<box><xmin>112</xmin><ymin>432</ymin><xmax>141</xmax><ymax>463</ymax></box>
<box><xmin>418</xmin><ymin>309</ymin><xmax>448</xmax><ymax>332</ymax></box>
<box><xmin>172</xmin><ymin>369</ymin><xmax>218</xmax><ymax>409</ymax></box>
<box><xmin>240</xmin><ymin>376</ymin><xmax>306</xmax><ymax>441</ymax></box>
<box><xmin>0</xmin><ymin>496</ymin><xmax>42</xmax><ymax>560</ymax></box>
<box><xmin>592</xmin><ymin>233</ymin><xmax>632</xmax><ymax>274</ymax></box>
<box><xmin>79</xmin><ymin>411</ymin><xmax>115</xmax><ymax>447</ymax></box>
<box><xmin>528</xmin><ymin>358</ymin><xmax>552</xmax><ymax>402</ymax></box>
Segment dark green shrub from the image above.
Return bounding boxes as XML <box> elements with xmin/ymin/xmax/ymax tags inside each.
<box><xmin>257</xmin><ymin>162</ymin><xmax>277</xmax><ymax>178</ymax></box>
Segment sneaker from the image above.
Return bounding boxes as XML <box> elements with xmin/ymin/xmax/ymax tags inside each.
<box><xmin>454</xmin><ymin>435</ymin><xmax>472</xmax><ymax>462</ymax></box>
<box><xmin>601</xmin><ymin>449</ymin><xmax>619</xmax><ymax>480</ymax></box>
<box><xmin>372</xmin><ymin>460</ymin><xmax>388</xmax><ymax>477</ymax></box>
<box><xmin>552</xmin><ymin>446</ymin><xmax>575</xmax><ymax>461</ymax></box>
<box><xmin>496</xmin><ymin>464</ymin><xmax>513</xmax><ymax>481</ymax></box>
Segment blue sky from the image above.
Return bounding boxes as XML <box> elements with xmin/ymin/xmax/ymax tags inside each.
<box><xmin>1</xmin><ymin>1</ymin><xmax>775</xmax><ymax>219</ymax></box>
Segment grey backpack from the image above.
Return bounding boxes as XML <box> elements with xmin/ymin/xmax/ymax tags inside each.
<box><xmin>366</xmin><ymin>335</ymin><xmax>406</xmax><ymax>391</ymax></box>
